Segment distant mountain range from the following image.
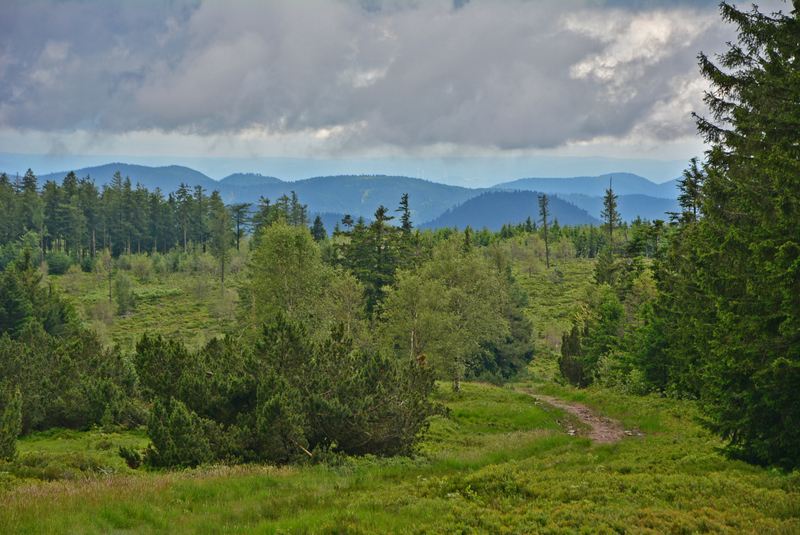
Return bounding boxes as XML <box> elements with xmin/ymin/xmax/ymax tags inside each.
<box><xmin>493</xmin><ymin>172</ymin><xmax>679</xmax><ymax>199</ymax></box>
<box><xmin>421</xmin><ymin>191</ymin><xmax>601</xmax><ymax>231</ymax></box>
<box><xmin>554</xmin><ymin>193</ymin><xmax>679</xmax><ymax>223</ymax></box>
<box><xmin>27</xmin><ymin>162</ymin><xmax>681</xmax><ymax>228</ymax></box>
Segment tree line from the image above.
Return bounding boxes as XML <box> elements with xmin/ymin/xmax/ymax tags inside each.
<box><xmin>556</xmin><ymin>2</ymin><xmax>800</xmax><ymax>470</ymax></box>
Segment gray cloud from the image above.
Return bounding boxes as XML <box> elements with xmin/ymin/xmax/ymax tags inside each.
<box><xmin>0</xmin><ymin>0</ymin><xmax>766</xmax><ymax>153</ymax></box>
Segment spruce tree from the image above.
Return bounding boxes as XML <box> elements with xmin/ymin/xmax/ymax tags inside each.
<box><xmin>684</xmin><ymin>1</ymin><xmax>800</xmax><ymax>468</ymax></box>
<box><xmin>600</xmin><ymin>177</ymin><xmax>621</xmax><ymax>245</ymax></box>
<box><xmin>538</xmin><ymin>194</ymin><xmax>550</xmax><ymax>269</ymax></box>
<box><xmin>311</xmin><ymin>215</ymin><xmax>326</xmax><ymax>242</ymax></box>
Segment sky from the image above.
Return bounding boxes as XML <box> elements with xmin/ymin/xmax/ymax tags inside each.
<box><xmin>0</xmin><ymin>0</ymin><xmax>790</xmax><ymax>184</ymax></box>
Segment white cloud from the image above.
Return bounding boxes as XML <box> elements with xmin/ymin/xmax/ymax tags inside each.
<box><xmin>0</xmin><ymin>0</ymin><xmax>754</xmax><ymax>160</ymax></box>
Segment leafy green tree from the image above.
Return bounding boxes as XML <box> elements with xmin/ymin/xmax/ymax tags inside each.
<box><xmin>341</xmin><ymin>214</ymin><xmax>354</xmax><ymax>231</ymax></box>
<box><xmin>381</xmin><ymin>236</ymin><xmax>509</xmax><ymax>391</ymax></box>
<box><xmin>175</xmin><ymin>183</ymin><xmax>192</xmax><ymax>253</ymax></box>
<box><xmin>113</xmin><ymin>272</ymin><xmax>136</xmax><ymax>315</ymax></box>
<box><xmin>559</xmin><ymin>326</ymin><xmax>586</xmax><ymax>387</ymax></box>
<box><xmin>0</xmin><ymin>251</ymin><xmax>75</xmax><ymax>338</ymax></box>
<box><xmin>230</xmin><ymin>202</ymin><xmax>252</xmax><ymax>251</ymax></box>
<box><xmin>248</xmin><ymin>220</ymin><xmax>331</xmax><ymax>334</ymax></box>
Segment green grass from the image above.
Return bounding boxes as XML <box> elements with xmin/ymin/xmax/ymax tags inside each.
<box><xmin>2</xmin><ymin>383</ymin><xmax>798</xmax><ymax>534</ymax></box>
<box><xmin>12</xmin><ymin>257</ymin><xmax>795</xmax><ymax>532</ymax></box>
<box><xmin>514</xmin><ymin>258</ymin><xmax>596</xmax><ymax>381</ymax></box>
<box><xmin>58</xmin><ymin>267</ymin><xmax>243</xmax><ymax>351</ymax></box>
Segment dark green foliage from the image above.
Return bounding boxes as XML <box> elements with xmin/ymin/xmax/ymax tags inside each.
<box><xmin>539</xmin><ymin>194</ymin><xmax>550</xmax><ymax>269</ymax></box>
<box><xmin>474</xmin><ymin>284</ymin><xmax>535</xmax><ymax>382</ymax></box>
<box><xmin>600</xmin><ymin>178</ymin><xmax>621</xmax><ymax>243</ymax></box>
<box><xmin>134</xmin><ymin>315</ymin><xmax>440</xmax><ymax>467</ymax></box>
<box><xmin>0</xmin><ymin>325</ymin><xmax>143</xmax><ymax>433</ymax></box>
<box><xmin>44</xmin><ymin>251</ymin><xmax>72</xmax><ymax>275</ymax></box>
<box><xmin>682</xmin><ymin>2</ymin><xmax>800</xmax><ymax>468</ymax></box>
<box><xmin>0</xmin><ymin>388</ymin><xmax>22</xmax><ymax>461</ymax></box>
<box><xmin>144</xmin><ymin>398</ymin><xmax>212</xmax><ymax>468</ymax></box>
<box><xmin>118</xmin><ymin>445</ymin><xmax>142</xmax><ymax>469</ymax></box>
<box><xmin>396</xmin><ymin>193</ymin><xmax>412</xmax><ymax>232</ymax></box>
<box><xmin>334</xmin><ymin>204</ymin><xmax>409</xmax><ymax>314</ymax></box>
<box><xmin>0</xmin><ymin>264</ymin><xmax>32</xmax><ymax>339</ymax></box>
<box><xmin>559</xmin><ymin>326</ymin><xmax>585</xmax><ymax>388</ymax></box>
<box><xmin>0</xmin><ymin>251</ymin><xmax>76</xmax><ymax>339</ymax></box>
<box><xmin>311</xmin><ymin>215</ymin><xmax>327</xmax><ymax>242</ymax></box>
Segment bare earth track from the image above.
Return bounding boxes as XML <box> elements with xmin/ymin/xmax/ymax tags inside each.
<box><xmin>522</xmin><ymin>390</ymin><xmax>637</xmax><ymax>444</ymax></box>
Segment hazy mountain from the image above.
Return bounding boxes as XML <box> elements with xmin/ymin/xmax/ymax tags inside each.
<box><xmin>38</xmin><ymin>163</ymin><xmax>219</xmax><ymax>193</ymax></box>
<box><xmin>30</xmin><ymin>163</ymin><xmax>679</xmax><ymax>226</ymax></box>
<box><xmin>219</xmin><ymin>173</ymin><xmax>283</xmax><ymax>186</ymax></box>
<box><xmin>554</xmin><ymin>193</ymin><xmax>680</xmax><ymax>223</ymax></box>
<box><xmin>33</xmin><ymin>163</ymin><xmax>482</xmax><ymax>224</ymax></box>
<box><xmin>494</xmin><ymin>173</ymin><xmax>679</xmax><ymax>199</ymax></box>
<box><xmin>421</xmin><ymin>191</ymin><xmax>601</xmax><ymax>231</ymax></box>
<box><xmin>284</xmin><ymin>175</ymin><xmax>480</xmax><ymax>225</ymax></box>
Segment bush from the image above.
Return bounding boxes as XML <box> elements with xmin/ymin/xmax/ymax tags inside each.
<box><xmin>61</xmin><ymin>265</ymin><xmax>84</xmax><ymax>293</ymax></box>
<box><xmin>116</xmin><ymin>254</ymin><xmax>131</xmax><ymax>271</ymax></box>
<box><xmin>80</xmin><ymin>255</ymin><xmax>95</xmax><ymax>273</ymax></box>
<box><xmin>130</xmin><ymin>254</ymin><xmax>153</xmax><ymax>282</ymax></box>
<box><xmin>0</xmin><ymin>389</ymin><xmax>22</xmax><ymax>461</ymax></box>
<box><xmin>113</xmin><ymin>273</ymin><xmax>136</xmax><ymax>314</ymax></box>
<box><xmin>45</xmin><ymin>251</ymin><xmax>72</xmax><ymax>275</ymax></box>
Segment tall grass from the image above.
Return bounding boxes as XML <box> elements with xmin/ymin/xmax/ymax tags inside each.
<box><xmin>2</xmin><ymin>383</ymin><xmax>798</xmax><ymax>534</ymax></box>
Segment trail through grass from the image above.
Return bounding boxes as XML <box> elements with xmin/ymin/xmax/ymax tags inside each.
<box><xmin>2</xmin><ymin>383</ymin><xmax>798</xmax><ymax>534</ymax></box>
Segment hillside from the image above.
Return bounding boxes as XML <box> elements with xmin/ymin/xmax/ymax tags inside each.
<box><xmin>218</xmin><ymin>173</ymin><xmax>283</xmax><ymax>186</ymax></box>
<box><xmin>421</xmin><ymin>190</ymin><xmax>601</xmax><ymax>230</ymax></box>
<box><xmin>38</xmin><ymin>163</ymin><xmax>220</xmax><ymax>193</ymax></box>
<box><xmin>33</xmin><ymin>163</ymin><xmax>680</xmax><ymax>226</ymax></box>
<box><xmin>36</xmin><ymin>164</ymin><xmax>481</xmax><ymax>224</ymax></box>
<box><xmin>494</xmin><ymin>172</ymin><xmax>679</xmax><ymax>198</ymax></box>
<box><xmin>555</xmin><ymin>193</ymin><xmax>680</xmax><ymax>222</ymax></box>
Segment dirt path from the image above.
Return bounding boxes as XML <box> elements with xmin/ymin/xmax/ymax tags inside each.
<box><xmin>522</xmin><ymin>390</ymin><xmax>636</xmax><ymax>444</ymax></box>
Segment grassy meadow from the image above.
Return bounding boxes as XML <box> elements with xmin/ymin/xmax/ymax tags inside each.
<box><xmin>2</xmin><ymin>383</ymin><xmax>798</xmax><ymax>533</ymax></box>
<box><xmin>1</xmin><ymin>254</ymin><xmax>798</xmax><ymax>533</ymax></box>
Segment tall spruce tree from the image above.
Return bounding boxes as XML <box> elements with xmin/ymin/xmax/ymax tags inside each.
<box><xmin>684</xmin><ymin>1</ymin><xmax>800</xmax><ymax>468</ymax></box>
<box><xmin>600</xmin><ymin>177</ymin><xmax>621</xmax><ymax>245</ymax></box>
<box><xmin>538</xmin><ymin>194</ymin><xmax>550</xmax><ymax>269</ymax></box>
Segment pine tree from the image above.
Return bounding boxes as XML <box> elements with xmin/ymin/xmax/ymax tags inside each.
<box><xmin>208</xmin><ymin>191</ymin><xmax>233</xmax><ymax>284</ymax></box>
<box><xmin>396</xmin><ymin>193</ymin><xmax>412</xmax><ymax>232</ymax></box>
<box><xmin>600</xmin><ymin>177</ymin><xmax>621</xmax><ymax>245</ymax></box>
<box><xmin>538</xmin><ymin>194</ymin><xmax>550</xmax><ymax>269</ymax></box>
<box><xmin>683</xmin><ymin>1</ymin><xmax>800</xmax><ymax>468</ymax></box>
<box><xmin>311</xmin><ymin>215</ymin><xmax>327</xmax><ymax>242</ymax></box>
<box><xmin>341</xmin><ymin>214</ymin><xmax>354</xmax><ymax>231</ymax></box>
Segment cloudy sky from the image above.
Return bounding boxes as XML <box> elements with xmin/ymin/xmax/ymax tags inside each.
<box><xmin>0</xmin><ymin>0</ymin><xmax>789</xmax><ymax>181</ymax></box>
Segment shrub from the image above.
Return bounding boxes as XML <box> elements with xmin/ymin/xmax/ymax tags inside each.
<box><xmin>0</xmin><ymin>389</ymin><xmax>22</xmax><ymax>461</ymax></box>
<box><xmin>80</xmin><ymin>255</ymin><xmax>95</xmax><ymax>273</ymax></box>
<box><xmin>116</xmin><ymin>254</ymin><xmax>131</xmax><ymax>271</ymax></box>
<box><xmin>61</xmin><ymin>265</ymin><xmax>84</xmax><ymax>294</ymax></box>
<box><xmin>45</xmin><ymin>252</ymin><xmax>72</xmax><ymax>275</ymax></box>
<box><xmin>113</xmin><ymin>273</ymin><xmax>136</xmax><ymax>314</ymax></box>
<box><xmin>130</xmin><ymin>254</ymin><xmax>153</xmax><ymax>282</ymax></box>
